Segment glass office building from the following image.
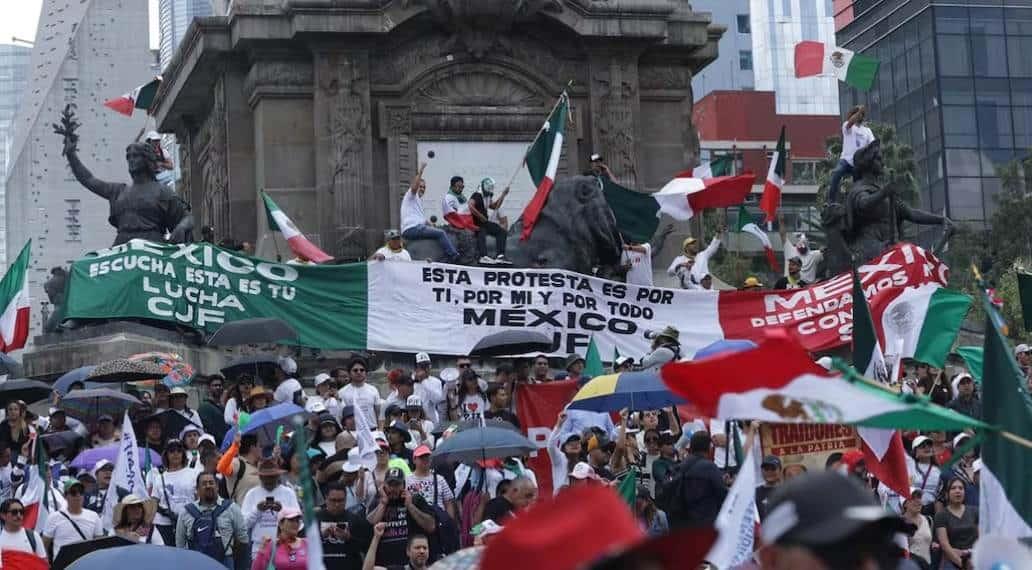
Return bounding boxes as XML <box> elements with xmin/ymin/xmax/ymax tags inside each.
<box><xmin>159</xmin><ymin>0</ymin><xmax>213</xmax><ymax>70</ymax></box>
<box><xmin>838</xmin><ymin>1</ymin><xmax>1032</xmax><ymax>226</ymax></box>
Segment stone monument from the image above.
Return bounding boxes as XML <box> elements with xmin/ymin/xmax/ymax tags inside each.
<box><xmin>151</xmin><ymin>0</ymin><xmax>722</xmax><ymax>261</ymax></box>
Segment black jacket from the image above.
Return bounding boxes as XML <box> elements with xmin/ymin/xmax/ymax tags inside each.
<box><xmin>658</xmin><ymin>454</ymin><xmax>728</xmax><ymax>528</ymax></box>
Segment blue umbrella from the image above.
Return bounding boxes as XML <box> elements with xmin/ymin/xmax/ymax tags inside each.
<box><xmin>219</xmin><ymin>402</ymin><xmax>306</xmax><ymax>451</ymax></box>
<box><xmin>68</xmin><ymin>544</ymin><xmax>224</xmax><ymax>570</ymax></box>
<box><xmin>53</xmin><ymin>366</ymin><xmax>99</xmax><ymax>395</ymax></box>
<box><xmin>431</xmin><ymin>425</ymin><xmax>537</xmax><ymax>463</ymax></box>
<box><xmin>566</xmin><ymin>370</ymin><xmax>687</xmax><ymax>412</ymax></box>
<box><xmin>692</xmin><ymin>338</ymin><xmax>757</xmax><ymax>361</ymax></box>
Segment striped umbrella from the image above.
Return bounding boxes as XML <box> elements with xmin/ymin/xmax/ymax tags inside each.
<box><xmin>566</xmin><ymin>370</ymin><xmax>687</xmax><ymax>413</ymax></box>
<box><xmin>128</xmin><ymin>352</ymin><xmax>195</xmax><ymax>387</ymax></box>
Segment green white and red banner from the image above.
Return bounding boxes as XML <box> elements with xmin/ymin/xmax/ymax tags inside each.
<box><xmin>63</xmin><ymin>240</ymin><xmax>954</xmax><ymax>357</ymax></box>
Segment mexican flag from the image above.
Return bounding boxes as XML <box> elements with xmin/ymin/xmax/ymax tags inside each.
<box><xmin>0</xmin><ymin>241</ymin><xmax>31</xmax><ymax>353</ymax></box>
<box><xmin>978</xmin><ymin>286</ymin><xmax>1032</xmax><ymax>538</ymax></box>
<box><xmin>734</xmin><ymin>206</ymin><xmax>779</xmax><ymax>272</ymax></box>
<box><xmin>873</xmin><ymin>283</ymin><xmax>971</xmax><ymax>368</ymax></box>
<box><xmin>691</xmin><ymin>155</ymin><xmax>733</xmax><ymax>179</ymax></box>
<box><xmin>602</xmin><ymin>172</ymin><xmax>755</xmax><ymax>244</ymax></box>
<box><xmin>759</xmin><ymin>126</ymin><xmax>785</xmax><ymax>222</ymax></box>
<box><xmin>520</xmin><ymin>93</ymin><xmax>569</xmax><ymax>241</ymax></box>
<box><xmin>262</xmin><ymin>191</ymin><xmax>333</xmax><ymax>263</ymax></box>
<box><xmin>21</xmin><ymin>435</ymin><xmax>50</xmax><ymax>530</ymax></box>
<box><xmin>794</xmin><ymin>41</ymin><xmax>880</xmax><ymax>91</ymax></box>
<box><xmin>103</xmin><ymin>76</ymin><xmax>162</xmax><ymax>116</ymax></box>
<box><xmin>852</xmin><ymin>271</ymin><xmax>910</xmax><ymax>497</ymax></box>
<box><xmin>660</xmin><ymin>333</ymin><xmax>987</xmax><ymax>432</ymax></box>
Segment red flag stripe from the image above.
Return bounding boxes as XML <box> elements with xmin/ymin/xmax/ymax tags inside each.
<box><xmin>103</xmin><ymin>97</ymin><xmax>135</xmax><ymax>116</ymax></box>
<box><xmin>685</xmin><ymin>174</ymin><xmax>756</xmax><ymax>210</ymax></box>
<box><xmin>520</xmin><ymin>176</ymin><xmax>555</xmax><ymax>241</ymax></box>
<box><xmin>794</xmin><ymin>41</ymin><xmax>826</xmax><ymax>77</ymax></box>
<box><xmin>0</xmin><ymin>307</ymin><xmax>30</xmax><ymax>353</ymax></box>
<box><xmin>862</xmin><ymin>431</ymin><xmax>911</xmax><ymax>497</ymax></box>
<box><xmin>764</xmin><ymin>247</ymin><xmax>781</xmax><ymax>273</ymax></box>
<box><xmin>445</xmin><ymin>212</ymin><xmax>479</xmax><ymax>232</ymax></box>
<box><xmin>759</xmin><ymin>180</ymin><xmax>781</xmax><ymax>222</ymax></box>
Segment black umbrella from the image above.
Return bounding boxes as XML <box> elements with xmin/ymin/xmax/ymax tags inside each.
<box><xmin>0</xmin><ymin>379</ymin><xmax>53</xmax><ymax>407</ymax></box>
<box><xmin>0</xmin><ymin>354</ymin><xmax>23</xmax><ymax>378</ymax></box>
<box><xmin>40</xmin><ymin>430</ymin><xmax>85</xmax><ymax>456</ymax></box>
<box><xmin>207</xmin><ymin>318</ymin><xmax>297</xmax><ymax>346</ymax></box>
<box><xmin>470</xmin><ymin>330</ymin><xmax>553</xmax><ymax>356</ymax></box>
<box><xmin>220</xmin><ymin>354</ymin><xmax>280</xmax><ymax>381</ymax></box>
<box><xmin>431</xmin><ymin>425</ymin><xmax>537</xmax><ymax>463</ymax></box>
<box><xmin>135</xmin><ymin>409</ymin><xmax>199</xmax><ymax>443</ymax></box>
<box><xmin>88</xmin><ymin>358</ymin><xmax>166</xmax><ymax>383</ymax></box>
<box><xmin>53</xmin><ymin>535</ymin><xmax>134</xmax><ymax>570</ymax></box>
<box><xmin>432</xmin><ymin>418</ymin><xmax>520</xmax><ymax>437</ymax></box>
<box><xmin>58</xmin><ymin>388</ymin><xmax>140</xmax><ymax>425</ymax></box>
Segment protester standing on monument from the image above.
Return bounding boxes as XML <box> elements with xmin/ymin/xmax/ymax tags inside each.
<box><xmin>479</xmin><ymin>177</ymin><xmax>510</xmax><ymax>228</ymax></box>
<box><xmin>778</xmin><ymin>214</ymin><xmax>824</xmax><ymax>285</ymax></box>
<box><xmin>400</xmin><ymin>162</ymin><xmax>460</xmax><ymax>261</ymax></box>
<box><xmin>272</xmin><ymin>357</ymin><xmax>304</xmax><ymax>406</ymax></box>
<box><xmin>828</xmin><ymin>105</ymin><xmax>875</xmax><ymax>203</ymax></box>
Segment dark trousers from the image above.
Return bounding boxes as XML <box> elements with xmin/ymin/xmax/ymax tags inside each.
<box><xmin>828</xmin><ymin>159</ymin><xmax>856</xmax><ymax>203</ymax></box>
<box><xmin>476</xmin><ymin>222</ymin><xmax>507</xmax><ymax>257</ymax></box>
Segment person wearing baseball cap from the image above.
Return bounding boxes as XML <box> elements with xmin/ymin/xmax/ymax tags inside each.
<box><xmin>83</xmin><ymin>460</ymin><xmax>114</xmax><ymax>514</ymax></box>
<box><xmin>404</xmin><ymin>396</ymin><xmax>435</xmax><ymax>449</ymax></box>
<box><xmin>614</xmin><ymin>355</ymin><xmax>635</xmax><ymax>373</ymax></box>
<box><xmin>370</xmin><ymin>230</ymin><xmax>412</xmax><ymax>262</ymax></box>
<box><xmin>755</xmin><ymin>455</ymin><xmax>783</xmax><ymax>521</ymax></box>
<box><xmin>758</xmin><ymin>471</ymin><xmax>904</xmax><ymax>569</ymax></box>
<box><xmin>366</xmin><ymin>467</ymin><xmax>435</xmax><ymax>567</ymax></box>
<box><xmin>743</xmin><ymin>276</ymin><xmax>764</xmax><ymax>290</ymax></box>
<box><xmin>91</xmin><ymin>414</ymin><xmax>120</xmax><ymax>447</ymax></box>
<box><xmin>169</xmin><ymin>386</ymin><xmax>204</xmax><ymax>428</ymax></box>
<box><xmin>908</xmin><ymin>435</ymin><xmax>941</xmax><ymax>509</ymax></box>
<box><xmin>947</xmin><ymin>373</ymin><xmax>981</xmax><ymax>421</ymax></box>
<box><xmin>406</xmin><ymin>445</ymin><xmax>457</xmax><ymax>521</ymax></box>
<box><xmin>411</xmin><ymin>353</ymin><xmax>444</xmax><ymax>425</ymax></box>
<box><xmin>309</xmin><ymin>372</ymin><xmax>343</xmax><ymax>421</ymax></box>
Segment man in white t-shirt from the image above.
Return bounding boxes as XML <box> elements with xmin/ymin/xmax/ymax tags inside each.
<box><xmin>272</xmin><ymin>356</ymin><xmax>305</xmax><ymax>406</ymax></box>
<box><xmin>778</xmin><ymin>217</ymin><xmax>824</xmax><ymax>284</ymax></box>
<box><xmin>412</xmin><ymin>353</ymin><xmax>444</xmax><ymax>425</ymax></box>
<box><xmin>0</xmin><ymin>498</ymin><xmax>46</xmax><ymax>560</ymax></box>
<box><xmin>829</xmin><ymin>105</ymin><xmax>875</xmax><ymax>202</ymax></box>
<box><xmin>442</xmin><ymin>175</ymin><xmax>478</xmax><ymax>231</ymax></box>
<box><xmin>338</xmin><ymin>356</ymin><xmax>382</xmax><ymax>429</ymax></box>
<box><xmin>370</xmin><ymin>231</ymin><xmax>412</xmax><ymax>262</ymax></box>
<box><xmin>241</xmin><ymin>459</ymin><xmax>300</xmax><ymax>556</ymax></box>
<box><xmin>399</xmin><ymin>162</ymin><xmax>460</xmax><ymax>261</ymax></box>
<box><xmin>620</xmin><ymin>243</ymin><xmax>653</xmax><ymax>286</ymax></box>
<box><xmin>42</xmin><ymin>479</ymin><xmax>104</xmax><ymax>560</ymax></box>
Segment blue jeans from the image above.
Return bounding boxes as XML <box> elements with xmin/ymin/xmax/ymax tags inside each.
<box><xmin>403</xmin><ymin>225</ymin><xmax>459</xmax><ymax>258</ymax></box>
<box><xmin>828</xmin><ymin>159</ymin><xmax>855</xmax><ymax>203</ymax></box>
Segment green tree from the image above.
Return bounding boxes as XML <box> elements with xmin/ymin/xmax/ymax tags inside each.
<box><xmin>814</xmin><ymin>123</ymin><xmax>919</xmax><ymax>207</ymax></box>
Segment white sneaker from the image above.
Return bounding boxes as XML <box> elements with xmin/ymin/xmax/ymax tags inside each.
<box><xmin>495</xmin><ymin>255</ymin><xmax>512</xmax><ymax>265</ymax></box>
<box><xmin>479</xmin><ymin>256</ymin><xmax>496</xmax><ymax>265</ymax></box>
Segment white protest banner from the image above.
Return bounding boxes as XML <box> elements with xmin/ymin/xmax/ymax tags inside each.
<box><xmin>102</xmin><ymin>413</ymin><xmax>148</xmax><ymax>529</ymax></box>
<box><xmin>707</xmin><ymin>442</ymin><xmax>759</xmax><ymax>568</ymax></box>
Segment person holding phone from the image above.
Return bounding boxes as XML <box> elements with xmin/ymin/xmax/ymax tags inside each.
<box><xmin>241</xmin><ymin>458</ymin><xmax>299</xmax><ymax>558</ymax></box>
<box><xmin>316</xmin><ymin>483</ymin><xmax>371</xmax><ymax>570</ymax></box>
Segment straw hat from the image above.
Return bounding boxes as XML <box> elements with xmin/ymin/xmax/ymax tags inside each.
<box><xmin>246</xmin><ymin>386</ymin><xmax>272</xmax><ymax>404</ymax></box>
<box><xmin>113</xmin><ymin>495</ymin><xmax>157</xmax><ymax>525</ymax></box>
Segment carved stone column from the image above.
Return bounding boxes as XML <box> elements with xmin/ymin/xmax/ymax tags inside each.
<box><xmin>588</xmin><ymin>50</ymin><xmax>642</xmax><ymax>189</ymax></box>
<box><xmin>314</xmin><ymin>50</ymin><xmax>374</xmax><ymax>260</ymax></box>
<box><xmin>197</xmin><ymin>77</ymin><xmax>230</xmax><ymax>234</ymax></box>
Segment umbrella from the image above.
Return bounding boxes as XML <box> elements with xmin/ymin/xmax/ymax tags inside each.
<box><xmin>220</xmin><ymin>354</ymin><xmax>280</xmax><ymax>380</ymax></box>
<box><xmin>135</xmin><ymin>409</ymin><xmax>199</xmax><ymax>442</ymax></box>
<box><xmin>88</xmin><ymin>358</ymin><xmax>167</xmax><ymax>383</ymax></box>
<box><xmin>566</xmin><ymin>371</ymin><xmax>686</xmax><ymax>413</ymax></box>
<box><xmin>70</xmin><ymin>443</ymin><xmax>162</xmax><ymax>472</ymax></box>
<box><xmin>41</xmin><ymin>430</ymin><xmax>85</xmax><ymax>455</ymax></box>
<box><xmin>432</xmin><ymin>418</ymin><xmax>519</xmax><ymax>437</ymax></box>
<box><xmin>0</xmin><ymin>354</ymin><xmax>23</xmax><ymax>378</ymax></box>
<box><xmin>57</xmin><ymin>388</ymin><xmax>140</xmax><ymax>425</ymax></box>
<box><xmin>0</xmin><ymin>379</ymin><xmax>53</xmax><ymax>407</ymax></box>
<box><xmin>53</xmin><ymin>535</ymin><xmax>135</xmax><ymax>570</ymax></box>
<box><xmin>207</xmin><ymin>318</ymin><xmax>298</xmax><ymax>346</ymax></box>
<box><xmin>67</xmin><ymin>544</ymin><xmax>225</xmax><ymax>570</ymax></box>
<box><xmin>692</xmin><ymin>338</ymin><xmax>757</xmax><ymax>361</ymax></box>
<box><xmin>470</xmin><ymin>330</ymin><xmax>553</xmax><ymax>356</ymax></box>
<box><xmin>128</xmin><ymin>352</ymin><xmax>195</xmax><ymax>387</ymax></box>
<box><xmin>430</xmin><ymin>546</ymin><xmax>484</xmax><ymax>569</ymax></box>
<box><xmin>431</xmin><ymin>425</ymin><xmax>536</xmax><ymax>463</ymax></box>
<box><xmin>219</xmin><ymin>402</ymin><xmax>306</xmax><ymax>451</ymax></box>
<box><xmin>54</xmin><ymin>366</ymin><xmax>100</xmax><ymax>395</ymax></box>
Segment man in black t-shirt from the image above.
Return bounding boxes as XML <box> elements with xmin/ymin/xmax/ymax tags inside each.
<box><xmin>483</xmin><ymin>384</ymin><xmax>520</xmax><ymax>429</ymax></box>
<box><xmin>317</xmin><ymin>483</ymin><xmax>372</xmax><ymax>570</ymax></box>
<box><xmin>366</xmin><ymin>468</ymin><xmax>436</xmax><ymax>567</ymax></box>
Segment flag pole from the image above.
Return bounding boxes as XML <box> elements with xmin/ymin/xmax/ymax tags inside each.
<box><xmin>503</xmin><ymin>81</ymin><xmax>574</xmax><ymax>191</ymax></box>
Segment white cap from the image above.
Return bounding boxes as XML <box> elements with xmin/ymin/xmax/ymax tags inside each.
<box><xmin>278</xmin><ymin>356</ymin><xmax>298</xmax><ymax>375</ymax></box>
<box><xmin>146</xmin><ymin>131</ymin><xmax>161</xmax><ymax>140</ymax></box>
<box><xmin>314</xmin><ymin>373</ymin><xmax>332</xmax><ymax>387</ymax></box>
<box><xmin>306</xmin><ymin>400</ymin><xmax>328</xmax><ymax>414</ymax></box>
<box><xmin>415</xmin><ymin>352</ymin><xmax>431</xmax><ymax>365</ymax></box>
<box><xmin>911</xmin><ymin>435</ymin><xmax>932</xmax><ymax>451</ymax></box>
<box><xmin>615</xmin><ymin>356</ymin><xmax>634</xmax><ymax>367</ymax></box>
<box><xmin>342</xmin><ymin>459</ymin><xmax>362</xmax><ymax>474</ymax></box>
<box><xmin>179</xmin><ymin>424</ymin><xmax>203</xmax><ymax>439</ymax></box>
<box><xmin>1015</xmin><ymin>344</ymin><xmax>1030</xmax><ymax>356</ymax></box>
<box><xmin>953</xmin><ymin>432</ymin><xmax>972</xmax><ymax>449</ymax></box>
<box><xmin>91</xmin><ymin>460</ymin><xmax>113</xmax><ymax>478</ymax></box>
<box><xmin>199</xmin><ymin>434</ymin><xmax>216</xmax><ymax>446</ymax></box>
<box><xmin>569</xmin><ymin>462</ymin><xmax>599</xmax><ymax>480</ymax></box>
<box><xmin>406</xmin><ymin>395</ymin><xmax>423</xmax><ymax>409</ymax></box>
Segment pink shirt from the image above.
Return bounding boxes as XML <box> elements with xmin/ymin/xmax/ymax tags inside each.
<box><xmin>251</xmin><ymin>539</ymin><xmax>309</xmax><ymax>570</ymax></box>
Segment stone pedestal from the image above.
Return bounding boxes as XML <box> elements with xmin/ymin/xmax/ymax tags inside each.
<box><xmin>151</xmin><ymin>0</ymin><xmax>722</xmax><ymax>259</ymax></box>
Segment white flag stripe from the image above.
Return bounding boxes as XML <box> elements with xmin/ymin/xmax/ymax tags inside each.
<box><xmin>740</xmin><ymin>223</ymin><xmax>773</xmax><ymax>249</ymax></box>
<box><xmin>707</xmin><ymin>443</ymin><xmax>759</xmax><ymax>567</ymax></box>
<box><xmin>544</xmin><ymin>132</ymin><xmax>563</xmax><ymax>181</ymax></box>
<box><xmin>102</xmin><ymin>413</ymin><xmax>148</xmax><ymax>529</ymax></box>
<box><xmin>353</xmin><ymin>398</ymin><xmax>378</xmax><ymax>469</ymax></box>
<box><xmin>822</xmin><ymin>46</ymin><xmax>857</xmax><ymax>82</ymax></box>
<box><xmin>0</xmin><ymin>273</ymin><xmax>27</xmax><ymax>344</ymax></box>
<box><xmin>979</xmin><ymin>465</ymin><xmax>1032</xmax><ymax>538</ymax></box>
<box><xmin>657</xmin><ymin>177</ymin><xmax>707</xmax><ymax>195</ymax></box>
<box><xmin>270</xmin><ymin>209</ymin><xmax>301</xmax><ymax>240</ymax></box>
<box><xmin>858</xmin><ymin>426</ymin><xmax>894</xmax><ymax>460</ymax></box>
<box><xmin>713</xmin><ymin>374</ymin><xmax>908</xmax><ymax>423</ymax></box>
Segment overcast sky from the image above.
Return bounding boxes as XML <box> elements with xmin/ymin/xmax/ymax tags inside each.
<box><xmin>2</xmin><ymin>1</ymin><xmax>159</xmax><ymax>49</ymax></box>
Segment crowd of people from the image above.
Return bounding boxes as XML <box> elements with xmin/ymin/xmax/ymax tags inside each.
<box><xmin>0</xmin><ymin>325</ymin><xmax>1009</xmax><ymax>570</ymax></box>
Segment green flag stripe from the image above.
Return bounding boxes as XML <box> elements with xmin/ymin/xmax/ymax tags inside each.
<box><xmin>845</xmin><ymin>54</ymin><xmax>880</xmax><ymax>91</ymax></box>
<box><xmin>851</xmin><ymin>270</ymin><xmax>880</xmax><ymax>377</ymax></box>
<box><xmin>601</xmin><ymin>177</ymin><xmax>660</xmax><ymax>243</ymax></box>
<box><xmin>1018</xmin><ymin>272</ymin><xmax>1032</xmax><ymax>331</ymax></box>
<box><xmin>0</xmin><ymin>241</ymin><xmax>30</xmax><ymax>309</ymax></box>
<box><xmin>912</xmin><ymin>288</ymin><xmax>971</xmax><ymax>366</ymax></box>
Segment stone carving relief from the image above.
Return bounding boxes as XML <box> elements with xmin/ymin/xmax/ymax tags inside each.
<box><xmin>592</xmin><ymin>58</ymin><xmax>639</xmax><ymax>186</ymax></box>
<box><xmin>409</xmin><ymin>0</ymin><xmax>563</xmax><ymax>58</ymax></box>
<box><xmin>199</xmin><ymin>77</ymin><xmax>230</xmax><ymax>233</ymax></box>
<box><xmin>243</xmin><ymin>60</ymin><xmax>314</xmax><ymax>101</ymax></box>
<box><xmin>414</xmin><ymin>69</ymin><xmax>540</xmax><ymax>106</ymax></box>
<box><xmin>177</xmin><ymin>130</ymin><xmax>193</xmax><ymax>206</ymax></box>
<box><xmin>321</xmin><ymin>55</ymin><xmax>370</xmax><ymax>206</ymax></box>
<box><xmin>639</xmin><ymin>64</ymin><xmax>690</xmax><ymax>90</ymax></box>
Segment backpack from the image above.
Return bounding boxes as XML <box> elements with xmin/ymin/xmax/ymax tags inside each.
<box><xmin>185</xmin><ymin>501</ymin><xmax>232</xmax><ymax>561</ymax></box>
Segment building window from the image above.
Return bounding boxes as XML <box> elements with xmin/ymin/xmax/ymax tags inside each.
<box><xmin>737</xmin><ymin>14</ymin><xmax>750</xmax><ymax>34</ymax></box>
<box><xmin>739</xmin><ymin>50</ymin><xmax>753</xmax><ymax>71</ymax></box>
<box><xmin>791</xmin><ymin>160</ymin><xmax>820</xmax><ymax>185</ymax></box>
